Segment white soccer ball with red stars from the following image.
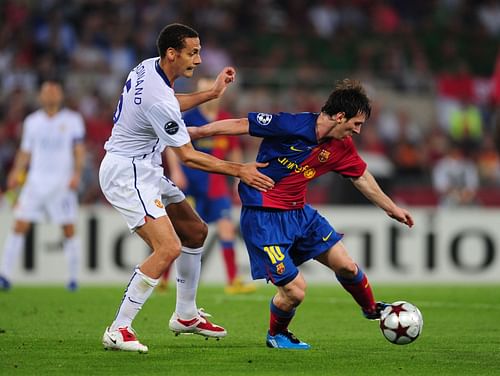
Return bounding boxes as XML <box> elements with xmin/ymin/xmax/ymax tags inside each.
<box><xmin>379</xmin><ymin>301</ymin><xmax>423</xmax><ymax>345</ymax></box>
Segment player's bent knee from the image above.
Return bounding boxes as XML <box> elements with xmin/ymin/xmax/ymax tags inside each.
<box><xmin>336</xmin><ymin>263</ymin><xmax>358</xmax><ymax>279</ymax></box>
<box><xmin>13</xmin><ymin>220</ymin><xmax>31</xmax><ymax>234</ymax></box>
<box><xmin>284</xmin><ymin>282</ymin><xmax>307</xmax><ymax>306</ymax></box>
<box><xmin>183</xmin><ymin>221</ymin><xmax>208</xmax><ymax>248</ymax></box>
<box><xmin>62</xmin><ymin>225</ymin><xmax>75</xmax><ymax>238</ymax></box>
<box><xmin>155</xmin><ymin>241</ymin><xmax>182</xmax><ymax>263</ymax></box>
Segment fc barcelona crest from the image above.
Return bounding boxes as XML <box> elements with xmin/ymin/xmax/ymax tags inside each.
<box><xmin>276</xmin><ymin>262</ymin><xmax>285</xmax><ymax>275</ymax></box>
<box><xmin>318</xmin><ymin>149</ymin><xmax>330</xmax><ymax>162</ymax></box>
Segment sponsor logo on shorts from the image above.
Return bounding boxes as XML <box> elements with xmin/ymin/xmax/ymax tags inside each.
<box><xmin>290</xmin><ymin>145</ymin><xmax>303</xmax><ymax>152</ymax></box>
<box><xmin>256</xmin><ymin>113</ymin><xmax>272</xmax><ymax>125</ymax></box>
<box><xmin>164</xmin><ymin>121</ymin><xmax>179</xmax><ymax>135</ymax></box>
<box><xmin>154</xmin><ymin>199</ymin><xmax>164</xmax><ymax>208</ymax></box>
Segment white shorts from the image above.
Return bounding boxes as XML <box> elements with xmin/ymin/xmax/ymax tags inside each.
<box><xmin>99</xmin><ymin>152</ymin><xmax>185</xmax><ymax>232</ymax></box>
<box><xmin>14</xmin><ymin>183</ymin><xmax>78</xmax><ymax>225</ymax></box>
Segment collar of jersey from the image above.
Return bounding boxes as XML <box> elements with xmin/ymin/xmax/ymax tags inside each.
<box><xmin>155</xmin><ymin>58</ymin><xmax>172</xmax><ymax>88</ymax></box>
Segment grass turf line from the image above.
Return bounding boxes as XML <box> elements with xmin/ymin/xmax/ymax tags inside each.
<box><xmin>1</xmin><ymin>285</ymin><xmax>499</xmax><ymax>375</ymax></box>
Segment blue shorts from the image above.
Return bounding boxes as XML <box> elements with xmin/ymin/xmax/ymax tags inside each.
<box><xmin>188</xmin><ymin>195</ymin><xmax>232</xmax><ymax>223</ymax></box>
<box><xmin>240</xmin><ymin>204</ymin><xmax>343</xmax><ymax>286</ymax></box>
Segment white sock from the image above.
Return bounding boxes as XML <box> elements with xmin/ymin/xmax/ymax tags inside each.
<box><xmin>63</xmin><ymin>236</ymin><xmax>80</xmax><ymax>282</ymax></box>
<box><xmin>111</xmin><ymin>267</ymin><xmax>159</xmax><ymax>330</ymax></box>
<box><xmin>0</xmin><ymin>232</ymin><xmax>25</xmax><ymax>280</ymax></box>
<box><xmin>175</xmin><ymin>247</ymin><xmax>202</xmax><ymax>320</ymax></box>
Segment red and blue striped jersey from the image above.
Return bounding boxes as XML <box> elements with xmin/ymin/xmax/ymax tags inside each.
<box><xmin>239</xmin><ymin>112</ymin><xmax>367</xmax><ymax>209</ymax></box>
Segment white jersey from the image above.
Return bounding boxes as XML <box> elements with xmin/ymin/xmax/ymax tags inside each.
<box><xmin>104</xmin><ymin>57</ymin><xmax>190</xmax><ymax>162</ymax></box>
<box><xmin>21</xmin><ymin>108</ymin><xmax>85</xmax><ymax>193</ymax></box>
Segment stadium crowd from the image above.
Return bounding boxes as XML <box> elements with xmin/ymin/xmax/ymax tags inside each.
<box><xmin>1</xmin><ymin>0</ymin><xmax>500</xmax><ymax>207</ymax></box>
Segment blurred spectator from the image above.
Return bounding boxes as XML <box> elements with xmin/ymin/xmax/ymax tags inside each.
<box><xmin>0</xmin><ymin>1</ymin><xmax>499</xmax><ymax>207</ymax></box>
<box><xmin>432</xmin><ymin>141</ymin><xmax>479</xmax><ymax>206</ymax></box>
<box><xmin>308</xmin><ymin>0</ymin><xmax>340</xmax><ymax>38</ymax></box>
<box><xmin>448</xmin><ymin>98</ymin><xmax>483</xmax><ymax>153</ymax></box>
<box><xmin>476</xmin><ymin>134</ymin><xmax>500</xmax><ymax>185</ymax></box>
<box><xmin>477</xmin><ymin>0</ymin><xmax>500</xmax><ymax>37</ymax></box>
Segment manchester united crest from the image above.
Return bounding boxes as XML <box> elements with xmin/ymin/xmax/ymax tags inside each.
<box><xmin>154</xmin><ymin>199</ymin><xmax>164</xmax><ymax>208</ymax></box>
<box><xmin>318</xmin><ymin>149</ymin><xmax>330</xmax><ymax>162</ymax></box>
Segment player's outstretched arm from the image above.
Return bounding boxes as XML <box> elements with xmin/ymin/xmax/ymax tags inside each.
<box><xmin>188</xmin><ymin>118</ymin><xmax>249</xmax><ymax>140</ymax></box>
<box><xmin>175</xmin><ymin>67</ymin><xmax>236</xmax><ymax>112</ymax></box>
<box><xmin>171</xmin><ymin>142</ymin><xmax>274</xmax><ymax>192</ymax></box>
<box><xmin>351</xmin><ymin>170</ymin><xmax>414</xmax><ymax>228</ymax></box>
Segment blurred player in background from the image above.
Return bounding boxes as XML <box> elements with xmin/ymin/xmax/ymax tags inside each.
<box><xmin>162</xmin><ymin>77</ymin><xmax>256</xmax><ymax>295</ymax></box>
<box><xmin>188</xmin><ymin>79</ymin><xmax>414</xmax><ymax>349</ymax></box>
<box><xmin>0</xmin><ymin>80</ymin><xmax>85</xmax><ymax>292</ymax></box>
<box><xmin>100</xmin><ymin>23</ymin><xmax>273</xmax><ymax>353</ymax></box>
<box><xmin>432</xmin><ymin>141</ymin><xmax>479</xmax><ymax>206</ymax></box>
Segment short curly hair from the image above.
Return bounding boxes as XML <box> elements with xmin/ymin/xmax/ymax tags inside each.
<box><xmin>156</xmin><ymin>23</ymin><xmax>199</xmax><ymax>58</ymax></box>
<box><xmin>321</xmin><ymin>79</ymin><xmax>371</xmax><ymax>119</ymax></box>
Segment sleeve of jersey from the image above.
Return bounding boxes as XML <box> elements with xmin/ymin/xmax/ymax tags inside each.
<box><xmin>73</xmin><ymin>113</ymin><xmax>86</xmax><ymax>143</ymax></box>
<box><xmin>336</xmin><ymin>139</ymin><xmax>367</xmax><ymax>178</ymax></box>
<box><xmin>20</xmin><ymin>119</ymin><xmax>33</xmax><ymax>152</ymax></box>
<box><xmin>145</xmin><ymin>101</ymin><xmax>190</xmax><ymax>147</ymax></box>
<box><xmin>247</xmin><ymin>112</ymin><xmax>316</xmax><ymax>141</ymax></box>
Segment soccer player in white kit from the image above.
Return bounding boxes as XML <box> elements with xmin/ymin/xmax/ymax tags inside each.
<box><xmin>100</xmin><ymin>23</ymin><xmax>274</xmax><ymax>353</ymax></box>
<box><xmin>0</xmin><ymin>80</ymin><xmax>85</xmax><ymax>292</ymax></box>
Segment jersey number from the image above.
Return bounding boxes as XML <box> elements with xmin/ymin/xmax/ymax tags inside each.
<box><xmin>113</xmin><ymin>78</ymin><xmax>132</xmax><ymax>124</ymax></box>
<box><xmin>263</xmin><ymin>246</ymin><xmax>285</xmax><ymax>264</ymax></box>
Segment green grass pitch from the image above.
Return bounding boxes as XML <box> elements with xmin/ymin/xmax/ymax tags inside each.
<box><xmin>1</xmin><ymin>284</ymin><xmax>499</xmax><ymax>375</ymax></box>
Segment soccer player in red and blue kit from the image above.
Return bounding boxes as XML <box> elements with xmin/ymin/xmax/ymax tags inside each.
<box><xmin>188</xmin><ymin>79</ymin><xmax>415</xmax><ymax>349</ymax></box>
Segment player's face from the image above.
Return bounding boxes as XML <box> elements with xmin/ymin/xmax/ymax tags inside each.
<box><xmin>174</xmin><ymin>37</ymin><xmax>202</xmax><ymax>79</ymax></box>
<box><xmin>330</xmin><ymin>112</ymin><xmax>366</xmax><ymax>139</ymax></box>
<box><xmin>39</xmin><ymin>82</ymin><xmax>64</xmax><ymax>110</ymax></box>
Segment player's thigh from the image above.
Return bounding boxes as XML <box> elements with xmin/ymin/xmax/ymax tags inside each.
<box><xmin>100</xmin><ymin>154</ymin><xmax>167</xmax><ymax>231</ymax></box>
<box><xmin>292</xmin><ymin>205</ymin><xmax>343</xmax><ymax>265</ymax></box>
<box><xmin>136</xmin><ymin>215</ymin><xmax>181</xmax><ymax>257</ymax></box>
<box><xmin>314</xmin><ymin>240</ymin><xmax>357</xmax><ymax>274</ymax></box>
<box><xmin>13</xmin><ymin>185</ymin><xmax>45</xmax><ymax>223</ymax></box>
<box><xmin>240</xmin><ymin>207</ymin><xmax>298</xmax><ymax>285</ymax></box>
<box><xmin>277</xmin><ymin>272</ymin><xmax>307</xmax><ymax>301</ymax></box>
<box><xmin>46</xmin><ymin>190</ymin><xmax>78</xmax><ymax>225</ymax></box>
<box><xmin>216</xmin><ymin>217</ymin><xmax>235</xmax><ymax>241</ymax></box>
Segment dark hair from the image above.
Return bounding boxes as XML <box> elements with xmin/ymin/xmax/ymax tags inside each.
<box><xmin>39</xmin><ymin>77</ymin><xmax>64</xmax><ymax>90</ymax></box>
<box><xmin>156</xmin><ymin>23</ymin><xmax>199</xmax><ymax>58</ymax></box>
<box><xmin>321</xmin><ymin>79</ymin><xmax>371</xmax><ymax>119</ymax></box>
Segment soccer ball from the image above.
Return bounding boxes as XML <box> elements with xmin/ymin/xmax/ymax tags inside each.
<box><xmin>379</xmin><ymin>301</ymin><xmax>423</xmax><ymax>345</ymax></box>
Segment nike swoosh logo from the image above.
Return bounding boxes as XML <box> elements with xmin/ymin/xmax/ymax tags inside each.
<box><xmin>106</xmin><ymin>333</ymin><xmax>117</xmax><ymax>344</ymax></box>
<box><xmin>322</xmin><ymin>231</ymin><xmax>333</xmax><ymax>241</ymax></box>
<box><xmin>290</xmin><ymin>146</ymin><xmax>303</xmax><ymax>152</ymax></box>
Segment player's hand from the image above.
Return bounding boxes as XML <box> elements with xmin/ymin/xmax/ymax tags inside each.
<box><xmin>211</xmin><ymin>67</ymin><xmax>236</xmax><ymax>98</ymax></box>
<box><xmin>238</xmin><ymin>162</ymin><xmax>274</xmax><ymax>192</ymax></box>
<box><xmin>6</xmin><ymin>170</ymin><xmax>22</xmax><ymax>190</ymax></box>
<box><xmin>387</xmin><ymin>207</ymin><xmax>414</xmax><ymax>228</ymax></box>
